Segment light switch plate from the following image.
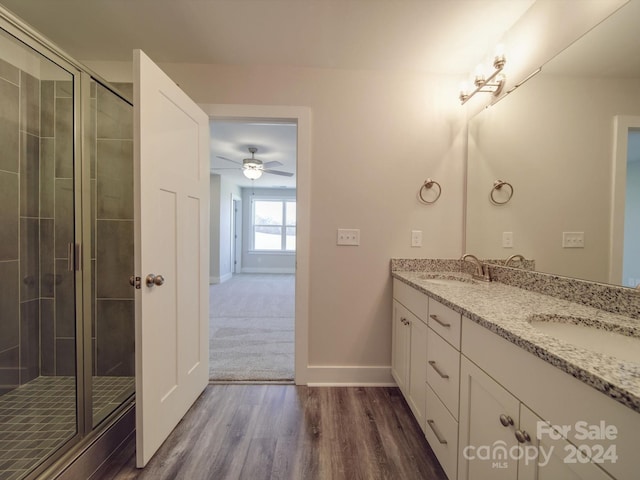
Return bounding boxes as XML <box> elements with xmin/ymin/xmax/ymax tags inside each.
<box><xmin>562</xmin><ymin>232</ymin><xmax>584</xmax><ymax>248</ymax></box>
<box><xmin>502</xmin><ymin>231</ymin><xmax>513</xmax><ymax>248</ymax></box>
<box><xmin>337</xmin><ymin>228</ymin><xmax>360</xmax><ymax>246</ymax></box>
<box><xmin>411</xmin><ymin>230</ymin><xmax>422</xmax><ymax>247</ymax></box>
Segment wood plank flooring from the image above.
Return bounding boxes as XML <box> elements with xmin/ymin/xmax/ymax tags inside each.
<box><xmin>93</xmin><ymin>385</ymin><xmax>447</xmax><ymax>480</ymax></box>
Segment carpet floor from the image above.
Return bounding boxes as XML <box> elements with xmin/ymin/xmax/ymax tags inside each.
<box><xmin>209</xmin><ymin>273</ymin><xmax>295</xmax><ymax>382</ymax></box>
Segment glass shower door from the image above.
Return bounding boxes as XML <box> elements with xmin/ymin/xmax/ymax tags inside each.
<box><xmin>88</xmin><ymin>80</ymin><xmax>135</xmax><ymax>428</ymax></box>
<box><xmin>0</xmin><ymin>27</ymin><xmax>79</xmax><ymax>479</ymax></box>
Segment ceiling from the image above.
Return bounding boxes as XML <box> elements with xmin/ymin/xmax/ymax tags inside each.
<box><xmin>1</xmin><ymin>0</ymin><xmax>533</xmax><ymax>74</ymax></box>
<box><xmin>542</xmin><ymin>0</ymin><xmax>640</xmax><ymax>77</ymax></box>
<box><xmin>210</xmin><ymin>121</ymin><xmax>297</xmax><ymax>188</ymax></box>
<box><xmin>0</xmin><ymin>0</ymin><xmax>536</xmax><ymax>189</ymax></box>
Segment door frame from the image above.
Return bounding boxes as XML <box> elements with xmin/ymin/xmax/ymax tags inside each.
<box><xmin>201</xmin><ymin>104</ymin><xmax>310</xmax><ymax>385</ymax></box>
<box><xmin>231</xmin><ymin>194</ymin><xmax>242</xmax><ymax>273</ymax></box>
<box><xmin>610</xmin><ymin>115</ymin><xmax>640</xmax><ymax>284</ymax></box>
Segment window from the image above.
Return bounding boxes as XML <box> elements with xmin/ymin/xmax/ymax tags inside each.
<box><xmin>252</xmin><ymin>199</ymin><xmax>296</xmax><ymax>251</ymax></box>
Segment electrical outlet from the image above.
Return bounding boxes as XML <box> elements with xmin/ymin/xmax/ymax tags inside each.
<box><xmin>562</xmin><ymin>232</ymin><xmax>584</xmax><ymax>248</ymax></box>
<box><xmin>411</xmin><ymin>230</ymin><xmax>422</xmax><ymax>247</ymax></box>
<box><xmin>502</xmin><ymin>232</ymin><xmax>513</xmax><ymax>248</ymax></box>
<box><xmin>337</xmin><ymin>228</ymin><xmax>360</xmax><ymax>246</ymax></box>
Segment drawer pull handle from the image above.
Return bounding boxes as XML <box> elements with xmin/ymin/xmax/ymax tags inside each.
<box><xmin>428</xmin><ymin>360</ymin><xmax>449</xmax><ymax>379</ymax></box>
<box><xmin>427</xmin><ymin>419</ymin><xmax>448</xmax><ymax>445</ymax></box>
<box><xmin>430</xmin><ymin>314</ymin><xmax>451</xmax><ymax>328</ymax></box>
<box><xmin>499</xmin><ymin>414</ymin><xmax>514</xmax><ymax>427</ymax></box>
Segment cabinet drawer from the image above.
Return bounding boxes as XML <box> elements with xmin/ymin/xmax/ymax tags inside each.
<box><xmin>393</xmin><ymin>279</ymin><xmax>428</xmax><ymax>322</ymax></box>
<box><xmin>427</xmin><ymin>329</ymin><xmax>460</xmax><ymax>420</ymax></box>
<box><xmin>425</xmin><ymin>384</ymin><xmax>458</xmax><ymax>480</ymax></box>
<box><xmin>427</xmin><ymin>299</ymin><xmax>461</xmax><ymax>349</ymax></box>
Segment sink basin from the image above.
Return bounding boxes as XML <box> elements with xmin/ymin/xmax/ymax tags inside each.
<box><xmin>417</xmin><ymin>273</ymin><xmax>476</xmax><ymax>286</ymax></box>
<box><xmin>528</xmin><ymin>314</ymin><xmax>640</xmax><ymax>363</ymax></box>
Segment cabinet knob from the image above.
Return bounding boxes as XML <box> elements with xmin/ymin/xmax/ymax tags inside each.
<box><xmin>499</xmin><ymin>414</ymin><xmax>514</xmax><ymax>427</ymax></box>
<box><xmin>515</xmin><ymin>429</ymin><xmax>531</xmax><ymax>444</ymax></box>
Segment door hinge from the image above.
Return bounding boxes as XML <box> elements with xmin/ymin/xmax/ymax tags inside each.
<box><xmin>129</xmin><ymin>275</ymin><xmax>142</xmax><ymax>289</ymax></box>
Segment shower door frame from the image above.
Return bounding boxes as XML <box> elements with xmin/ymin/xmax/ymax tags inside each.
<box><xmin>0</xmin><ymin>6</ymin><xmax>135</xmax><ymax>480</ymax></box>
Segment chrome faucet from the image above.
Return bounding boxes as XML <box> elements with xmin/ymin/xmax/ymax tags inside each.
<box><xmin>505</xmin><ymin>254</ymin><xmax>526</xmax><ymax>268</ymax></box>
<box><xmin>461</xmin><ymin>254</ymin><xmax>491</xmax><ymax>282</ymax></box>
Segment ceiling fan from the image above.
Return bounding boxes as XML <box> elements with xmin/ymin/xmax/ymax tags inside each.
<box><xmin>214</xmin><ymin>147</ymin><xmax>294</xmax><ymax>180</ymax></box>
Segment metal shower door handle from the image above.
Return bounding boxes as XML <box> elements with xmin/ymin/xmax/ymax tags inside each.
<box><xmin>146</xmin><ymin>274</ymin><xmax>165</xmax><ymax>287</ymax></box>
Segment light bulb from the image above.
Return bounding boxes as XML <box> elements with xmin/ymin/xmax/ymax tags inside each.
<box><xmin>243</xmin><ymin>168</ymin><xmax>263</xmax><ymax>180</ymax></box>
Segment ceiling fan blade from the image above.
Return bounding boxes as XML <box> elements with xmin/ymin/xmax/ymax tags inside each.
<box><xmin>263</xmin><ymin>160</ymin><xmax>283</xmax><ymax>168</ymax></box>
<box><xmin>264</xmin><ymin>169</ymin><xmax>294</xmax><ymax>177</ymax></box>
<box><xmin>216</xmin><ymin>155</ymin><xmax>242</xmax><ymax>165</ymax></box>
<box><xmin>211</xmin><ymin>167</ymin><xmax>240</xmax><ymax>171</ymax></box>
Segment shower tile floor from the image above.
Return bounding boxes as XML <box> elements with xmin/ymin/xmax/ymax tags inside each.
<box><xmin>0</xmin><ymin>376</ymin><xmax>134</xmax><ymax>480</ymax></box>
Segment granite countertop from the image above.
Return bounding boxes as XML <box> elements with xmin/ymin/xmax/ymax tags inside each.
<box><xmin>392</xmin><ymin>270</ymin><xmax>640</xmax><ymax>414</ymax></box>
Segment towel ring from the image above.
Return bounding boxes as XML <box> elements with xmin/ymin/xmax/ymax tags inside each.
<box><xmin>419</xmin><ymin>178</ymin><xmax>442</xmax><ymax>204</ymax></box>
<box><xmin>490</xmin><ymin>179</ymin><xmax>513</xmax><ymax>205</ymax></box>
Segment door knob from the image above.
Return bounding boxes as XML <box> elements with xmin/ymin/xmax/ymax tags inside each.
<box><xmin>146</xmin><ymin>274</ymin><xmax>165</xmax><ymax>287</ymax></box>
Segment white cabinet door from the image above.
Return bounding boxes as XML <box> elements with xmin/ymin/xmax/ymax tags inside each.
<box><xmin>408</xmin><ymin>315</ymin><xmax>427</xmax><ymax>430</ymax></box>
<box><xmin>134</xmin><ymin>50</ymin><xmax>210</xmax><ymax>467</ymax></box>
<box><xmin>392</xmin><ymin>301</ymin><xmax>410</xmax><ymax>394</ymax></box>
<box><xmin>518</xmin><ymin>405</ymin><xmax>614</xmax><ymax>480</ymax></box>
<box><xmin>459</xmin><ymin>356</ymin><xmax>519</xmax><ymax>480</ymax></box>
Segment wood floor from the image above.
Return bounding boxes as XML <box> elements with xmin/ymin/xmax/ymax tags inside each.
<box><xmin>93</xmin><ymin>385</ymin><xmax>447</xmax><ymax>480</ymax></box>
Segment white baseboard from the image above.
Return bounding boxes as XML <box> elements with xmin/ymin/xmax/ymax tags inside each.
<box><xmin>241</xmin><ymin>267</ymin><xmax>296</xmax><ymax>274</ymax></box>
<box><xmin>305</xmin><ymin>366</ymin><xmax>395</xmax><ymax>386</ymax></box>
<box><xmin>209</xmin><ymin>272</ymin><xmax>233</xmax><ymax>284</ymax></box>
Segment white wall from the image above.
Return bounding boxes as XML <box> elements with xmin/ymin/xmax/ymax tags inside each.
<box><xmin>241</xmin><ymin>187</ymin><xmax>296</xmax><ymax>273</ymax></box>
<box><xmin>89</xmin><ymin>61</ymin><xmax>466</xmax><ymax>373</ymax></box>
<box><xmin>210</xmin><ymin>174</ymin><xmax>242</xmax><ymax>283</ymax></box>
<box><xmin>83</xmin><ymin>0</ymin><xmax>622</xmax><ymax>380</ymax></box>
<box><xmin>209</xmin><ymin>174</ymin><xmax>221</xmax><ymax>283</ymax></box>
<box><xmin>467</xmin><ymin>75</ymin><xmax>640</xmax><ymax>283</ymax></box>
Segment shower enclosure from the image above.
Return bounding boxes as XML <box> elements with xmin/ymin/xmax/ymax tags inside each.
<box><xmin>0</xmin><ymin>12</ymin><xmax>134</xmax><ymax>480</ymax></box>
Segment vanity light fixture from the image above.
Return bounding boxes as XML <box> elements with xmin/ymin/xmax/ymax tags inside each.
<box><xmin>459</xmin><ymin>46</ymin><xmax>507</xmax><ymax>105</ymax></box>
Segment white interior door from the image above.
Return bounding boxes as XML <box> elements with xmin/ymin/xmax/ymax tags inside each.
<box><xmin>133</xmin><ymin>49</ymin><xmax>210</xmax><ymax>467</ymax></box>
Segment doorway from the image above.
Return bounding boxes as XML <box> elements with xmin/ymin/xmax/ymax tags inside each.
<box><xmin>611</xmin><ymin>116</ymin><xmax>640</xmax><ymax>286</ymax></box>
<box><xmin>232</xmin><ymin>196</ymin><xmax>241</xmax><ymax>273</ymax></box>
<box><xmin>204</xmin><ymin>105</ymin><xmax>310</xmax><ymax>384</ymax></box>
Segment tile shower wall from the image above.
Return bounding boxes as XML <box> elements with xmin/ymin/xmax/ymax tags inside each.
<box><xmin>0</xmin><ymin>59</ymin><xmax>76</xmax><ymax>394</ymax></box>
<box><xmin>93</xmin><ymin>82</ymin><xmax>134</xmax><ymax>377</ymax></box>
<box><xmin>0</xmin><ymin>63</ymin><xmax>133</xmax><ymax>396</ymax></box>
<box><xmin>0</xmin><ymin>58</ymin><xmax>22</xmax><ymax>395</ymax></box>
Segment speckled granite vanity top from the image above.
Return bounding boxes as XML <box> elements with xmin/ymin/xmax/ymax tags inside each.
<box><xmin>392</xmin><ymin>269</ymin><xmax>640</xmax><ymax>414</ymax></box>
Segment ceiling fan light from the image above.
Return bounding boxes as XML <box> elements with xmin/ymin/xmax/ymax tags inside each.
<box><xmin>243</xmin><ymin>167</ymin><xmax>263</xmax><ymax>180</ymax></box>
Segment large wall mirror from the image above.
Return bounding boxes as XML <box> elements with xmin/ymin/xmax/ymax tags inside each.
<box><xmin>466</xmin><ymin>0</ymin><xmax>640</xmax><ymax>288</ymax></box>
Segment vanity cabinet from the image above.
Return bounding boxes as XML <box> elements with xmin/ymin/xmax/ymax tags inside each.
<box><xmin>461</xmin><ymin>317</ymin><xmax>636</xmax><ymax>480</ymax></box>
<box><xmin>518</xmin><ymin>404</ymin><xmax>614</xmax><ymax>480</ymax></box>
<box><xmin>390</xmin><ymin>277</ymin><xmax>640</xmax><ymax>480</ymax></box>
<box><xmin>459</xmin><ymin>356</ymin><xmax>614</xmax><ymax>480</ymax></box>
<box><xmin>425</xmin><ymin>299</ymin><xmax>462</xmax><ymax>480</ymax></box>
<box><xmin>458</xmin><ymin>356</ymin><xmax>520</xmax><ymax>480</ymax></box>
<box><xmin>392</xmin><ymin>280</ymin><xmax>428</xmax><ymax>430</ymax></box>
<box><xmin>391</xmin><ymin>300</ymin><xmax>411</xmax><ymax>393</ymax></box>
